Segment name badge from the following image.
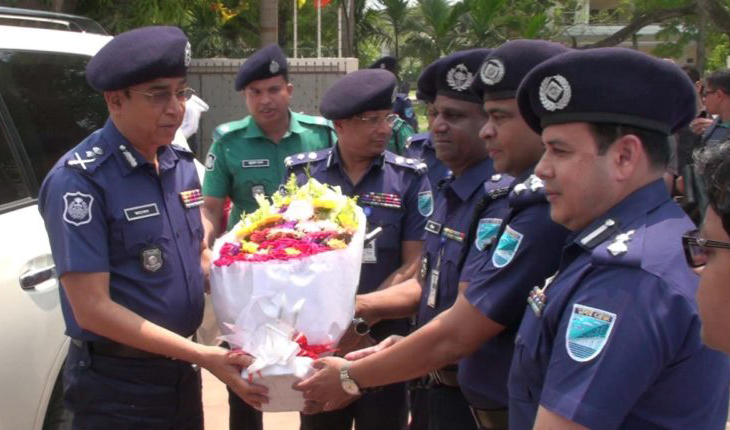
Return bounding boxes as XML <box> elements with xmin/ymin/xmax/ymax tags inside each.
<box><xmin>425</xmin><ymin>220</ymin><xmax>442</xmax><ymax>235</ymax></box>
<box><xmin>242</xmin><ymin>159</ymin><xmax>270</xmax><ymax>168</ymax></box>
<box><xmin>362</xmin><ymin>239</ymin><xmax>377</xmax><ymax>264</ymax></box>
<box><xmin>124</xmin><ymin>203</ymin><xmax>160</xmax><ymax>221</ymax></box>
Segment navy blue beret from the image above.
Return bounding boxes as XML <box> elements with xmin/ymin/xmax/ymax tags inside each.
<box><xmin>235</xmin><ymin>44</ymin><xmax>288</xmax><ymax>91</ymax></box>
<box><xmin>472</xmin><ymin>39</ymin><xmax>569</xmax><ymax>101</ymax></box>
<box><xmin>86</xmin><ymin>26</ymin><xmax>190</xmax><ymax>91</ymax></box>
<box><xmin>416</xmin><ymin>58</ymin><xmax>439</xmax><ymax>103</ymax></box>
<box><xmin>369</xmin><ymin>56</ymin><xmax>398</xmax><ymax>73</ymax></box>
<box><xmin>428</xmin><ymin>48</ymin><xmax>491</xmax><ymax>103</ymax></box>
<box><xmin>517</xmin><ymin>47</ymin><xmax>697</xmax><ymax>135</ymax></box>
<box><xmin>319</xmin><ymin>69</ymin><xmax>397</xmax><ymax>120</ymax></box>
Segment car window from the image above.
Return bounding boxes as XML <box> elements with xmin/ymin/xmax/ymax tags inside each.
<box><xmin>0</xmin><ymin>122</ymin><xmax>30</xmax><ymax>205</ymax></box>
<box><xmin>0</xmin><ymin>49</ymin><xmax>107</xmax><ymax>194</ymax></box>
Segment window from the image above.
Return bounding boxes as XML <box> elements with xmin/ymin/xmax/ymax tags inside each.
<box><xmin>0</xmin><ymin>49</ymin><xmax>107</xmax><ymax>194</ymax></box>
<box><xmin>0</xmin><ymin>120</ymin><xmax>29</xmax><ymax>206</ymax></box>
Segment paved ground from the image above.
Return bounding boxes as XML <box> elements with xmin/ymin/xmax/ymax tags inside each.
<box><xmin>202</xmin><ymin>369</ymin><xmax>300</xmax><ymax>429</ymax></box>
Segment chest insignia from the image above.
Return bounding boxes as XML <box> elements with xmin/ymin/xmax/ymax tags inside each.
<box><xmin>443</xmin><ymin>227</ymin><xmax>465</xmax><ymax>243</ymax></box>
<box><xmin>141</xmin><ymin>246</ymin><xmax>164</xmax><ymax>273</ymax></box>
<box><xmin>425</xmin><ymin>220</ymin><xmax>442</xmax><ymax>235</ymax></box>
<box><xmin>124</xmin><ymin>203</ymin><xmax>160</xmax><ymax>221</ymax></box>
<box><xmin>242</xmin><ymin>159</ymin><xmax>270</xmax><ymax>168</ymax></box>
<box><xmin>359</xmin><ymin>192</ymin><xmax>402</xmax><ymax>209</ymax></box>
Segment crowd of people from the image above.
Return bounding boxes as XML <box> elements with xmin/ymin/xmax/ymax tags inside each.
<box><xmin>37</xmin><ymin>23</ymin><xmax>730</xmax><ymax>430</ymax></box>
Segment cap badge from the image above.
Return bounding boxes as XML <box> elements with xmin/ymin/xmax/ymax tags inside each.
<box><xmin>446</xmin><ymin>63</ymin><xmax>474</xmax><ymax>92</ymax></box>
<box><xmin>184</xmin><ymin>41</ymin><xmax>192</xmax><ymax>68</ymax></box>
<box><xmin>269</xmin><ymin>60</ymin><xmax>280</xmax><ymax>74</ymax></box>
<box><xmin>380</xmin><ymin>63</ymin><xmax>386</xmax><ymax>69</ymax></box>
<box><xmin>480</xmin><ymin>58</ymin><xmax>505</xmax><ymax>85</ymax></box>
<box><xmin>539</xmin><ymin>74</ymin><xmax>571</xmax><ymax>111</ymax></box>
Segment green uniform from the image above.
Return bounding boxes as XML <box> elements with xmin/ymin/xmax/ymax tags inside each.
<box><xmin>387</xmin><ymin>117</ymin><xmax>415</xmax><ymax>155</ymax></box>
<box><xmin>203</xmin><ymin>110</ymin><xmax>335</xmax><ymax>230</ymax></box>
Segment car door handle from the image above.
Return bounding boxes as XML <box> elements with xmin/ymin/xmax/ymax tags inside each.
<box><xmin>19</xmin><ymin>265</ymin><xmax>57</xmax><ymax>290</ymax></box>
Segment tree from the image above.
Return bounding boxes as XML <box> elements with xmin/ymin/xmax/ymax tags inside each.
<box><xmin>377</xmin><ymin>0</ymin><xmax>411</xmax><ymax>59</ymax></box>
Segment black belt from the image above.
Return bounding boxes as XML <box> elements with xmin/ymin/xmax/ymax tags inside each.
<box><xmin>72</xmin><ymin>339</ymin><xmax>172</xmax><ymax>360</ymax></box>
<box><xmin>469</xmin><ymin>405</ymin><xmax>508</xmax><ymax>430</ymax></box>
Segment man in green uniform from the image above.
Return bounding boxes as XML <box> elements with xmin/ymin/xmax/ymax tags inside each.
<box><xmin>201</xmin><ymin>43</ymin><xmax>334</xmax><ymax>430</ymax></box>
<box><xmin>202</xmin><ymin>44</ymin><xmax>335</xmax><ymax>244</ymax></box>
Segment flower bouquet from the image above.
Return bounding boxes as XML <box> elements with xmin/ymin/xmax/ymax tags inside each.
<box><xmin>210</xmin><ymin>175</ymin><xmax>366</xmax><ymax>411</ymax></box>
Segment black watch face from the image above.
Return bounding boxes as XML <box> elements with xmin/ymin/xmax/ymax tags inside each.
<box><xmin>355</xmin><ymin>320</ymin><xmax>370</xmax><ymax>336</ymax></box>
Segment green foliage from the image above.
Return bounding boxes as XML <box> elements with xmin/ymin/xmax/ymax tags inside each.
<box><xmin>707</xmin><ymin>31</ymin><xmax>730</xmax><ymax>72</ymax></box>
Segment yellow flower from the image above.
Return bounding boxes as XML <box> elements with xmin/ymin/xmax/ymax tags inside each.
<box><xmin>327</xmin><ymin>238</ymin><xmax>347</xmax><ymax>249</ymax></box>
<box><xmin>240</xmin><ymin>241</ymin><xmax>259</xmax><ymax>254</ymax></box>
<box><xmin>284</xmin><ymin>248</ymin><xmax>301</xmax><ymax>256</ymax></box>
<box><xmin>313</xmin><ymin>197</ymin><xmax>337</xmax><ymax>210</ymax></box>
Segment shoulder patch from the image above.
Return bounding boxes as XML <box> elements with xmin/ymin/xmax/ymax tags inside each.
<box><xmin>491</xmin><ymin>225</ymin><xmax>524</xmax><ymax>268</ymax></box>
<box><xmin>63</xmin><ymin>191</ymin><xmax>94</xmax><ymax>226</ymax></box>
<box><xmin>475</xmin><ymin>218</ymin><xmax>502</xmax><ymax>251</ymax></box>
<box><xmin>565</xmin><ymin>303</ymin><xmax>617</xmax><ymax>362</ymax></box>
<box><xmin>418</xmin><ymin>190</ymin><xmax>434</xmax><ymax>217</ymax></box>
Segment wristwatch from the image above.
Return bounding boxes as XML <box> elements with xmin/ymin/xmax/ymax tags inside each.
<box><xmin>352</xmin><ymin>317</ymin><xmax>370</xmax><ymax>336</ymax></box>
<box><xmin>340</xmin><ymin>363</ymin><xmax>361</xmax><ymax>395</ymax></box>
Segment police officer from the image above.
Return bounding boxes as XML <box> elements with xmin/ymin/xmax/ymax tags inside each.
<box><xmin>369</xmin><ymin>55</ymin><xmax>419</xmax><ymax>133</ymax></box>
<box><xmin>691</xmin><ymin>141</ymin><xmax>730</xmax><ymax>354</ymax></box>
<box><xmin>287</xmin><ymin>68</ymin><xmax>431</xmax><ymax>430</ymax></box>
<box><xmin>294</xmin><ymin>40</ymin><xmax>570</xmax><ymax>430</ymax></box>
<box><xmin>202</xmin><ymin>44</ymin><xmax>335</xmax><ymax>245</ymax></box>
<box><xmin>510</xmin><ymin>47</ymin><xmax>730</xmax><ymax>429</ymax></box>
<box><xmin>37</xmin><ymin>26</ymin><xmax>262</xmax><ymax>429</ymax></box>
<box><xmin>405</xmin><ymin>55</ymin><xmax>455</xmax><ymax>188</ymax></box>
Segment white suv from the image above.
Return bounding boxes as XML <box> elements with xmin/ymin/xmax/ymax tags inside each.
<box><xmin>0</xmin><ymin>19</ymin><xmax>111</xmax><ymax>430</ymax></box>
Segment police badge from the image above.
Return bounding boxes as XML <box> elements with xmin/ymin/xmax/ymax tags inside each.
<box><xmin>205</xmin><ymin>153</ymin><xmax>216</xmax><ymax>172</ymax></box>
<box><xmin>565</xmin><ymin>303</ymin><xmax>616</xmax><ymax>362</ymax></box>
<box><xmin>63</xmin><ymin>191</ymin><xmax>94</xmax><ymax>226</ymax></box>
<box><xmin>418</xmin><ymin>191</ymin><xmax>434</xmax><ymax>217</ymax></box>
<box><xmin>141</xmin><ymin>246</ymin><xmax>163</xmax><ymax>273</ymax></box>
<box><xmin>446</xmin><ymin>63</ymin><xmax>475</xmax><ymax>92</ymax></box>
<box><xmin>539</xmin><ymin>74</ymin><xmax>572</xmax><ymax>112</ymax></box>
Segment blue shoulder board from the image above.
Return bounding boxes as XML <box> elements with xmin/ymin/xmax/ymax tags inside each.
<box><xmin>589</xmin><ymin>223</ymin><xmax>643</xmax><ymax>268</ymax></box>
<box><xmin>509</xmin><ymin>174</ymin><xmax>547</xmax><ymax>208</ymax></box>
<box><xmin>63</xmin><ymin>130</ymin><xmax>112</xmax><ymax>174</ymax></box>
<box><xmin>483</xmin><ymin>173</ymin><xmax>513</xmax><ymax>200</ymax></box>
<box><xmin>406</xmin><ymin>132</ymin><xmax>430</xmax><ymax>150</ymax></box>
<box><xmin>384</xmin><ymin>150</ymin><xmax>427</xmax><ymax>175</ymax></box>
<box><xmin>285</xmin><ymin>148</ymin><xmax>332</xmax><ymax>169</ymax></box>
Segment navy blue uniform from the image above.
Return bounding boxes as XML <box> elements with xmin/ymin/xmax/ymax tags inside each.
<box><xmin>38</xmin><ymin>119</ymin><xmax>205</xmax><ymax>429</ymax></box>
<box><xmin>508</xmin><ymin>180</ymin><xmax>730</xmax><ymax>429</ymax></box>
<box><xmin>457</xmin><ymin>170</ymin><xmax>569</xmax><ymax>413</ymax></box>
<box><xmin>405</xmin><ymin>132</ymin><xmax>450</xmax><ymax>189</ymax></box>
<box><xmin>411</xmin><ymin>158</ymin><xmax>511</xmax><ymax>430</ymax></box>
<box><xmin>701</xmin><ymin>116</ymin><xmax>730</xmax><ymax>147</ymax></box>
<box><xmin>288</xmin><ymin>146</ymin><xmax>430</xmax><ymax>430</ymax></box>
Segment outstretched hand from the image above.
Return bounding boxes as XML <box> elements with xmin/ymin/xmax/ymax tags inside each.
<box><xmin>200</xmin><ymin>346</ymin><xmax>270</xmax><ymax>409</ymax></box>
<box><xmin>294</xmin><ymin>356</ymin><xmax>358</xmax><ymax>411</ymax></box>
<box><xmin>344</xmin><ymin>334</ymin><xmax>403</xmax><ymax>361</ymax></box>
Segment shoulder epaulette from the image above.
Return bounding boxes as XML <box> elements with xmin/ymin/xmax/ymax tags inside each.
<box><xmin>170</xmin><ymin>142</ymin><xmax>193</xmax><ymax>154</ymax></box>
<box><xmin>383</xmin><ymin>151</ymin><xmax>427</xmax><ymax>175</ymax></box>
<box><xmin>285</xmin><ymin>148</ymin><xmax>332</xmax><ymax>169</ymax></box>
<box><xmin>483</xmin><ymin>173</ymin><xmax>513</xmax><ymax>199</ymax></box>
<box><xmin>212</xmin><ymin>117</ymin><xmax>250</xmax><ymax>142</ymax></box>
<box><xmin>405</xmin><ymin>132</ymin><xmax>430</xmax><ymax>150</ymax></box>
<box><xmin>63</xmin><ymin>131</ymin><xmax>112</xmax><ymax>174</ymax></box>
<box><xmin>295</xmin><ymin>113</ymin><xmax>334</xmax><ymax>129</ymax></box>
<box><xmin>509</xmin><ymin>174</ymin><xmax>547</xmax><ymax>208</ymax></box>
<box><xmin>587</xmin><ymin>222</ymin><xmax>643</xmax><ymax>268</ymax></box>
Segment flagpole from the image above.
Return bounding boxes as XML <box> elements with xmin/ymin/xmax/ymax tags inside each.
<box><xmin>293</xmin><ymin>0</ymin><xmax>298</xmax><ymax>58</ymax></box>
<box><xmin>338</xmin><ymin>2</ymin><xmax>342</xmax><ymax>58</ymax></box>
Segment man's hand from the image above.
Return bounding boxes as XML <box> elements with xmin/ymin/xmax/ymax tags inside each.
<box><xmin>344</xmin><ymin>335</ymin><xmax>403</xmax><ymax>361</ymax></box>
<box><xmin>199</xmin><ymin>345</ymin><xmax>269</xmax><ymax>409</ymax></box>
<box><xmin>335</xmin><ymin>326</ymin><xmax>376</xmax><ymax>357</ymax></box>
<box><xmin>690</xmin><ymin>117</ymin><xmax>713</xmax><ymax>135</ymax></box>
<box><xmin>294</xmin><ymin>357</ymin><xmax>357</xmax><ymax>411</ymax></box>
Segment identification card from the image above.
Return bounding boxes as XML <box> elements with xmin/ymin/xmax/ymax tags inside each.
<box><xmin>362</xmin><ymin>238</ymin><xmax>377</xmax><ymax>263</ymax></box>
<box><xmin>427</xmin><ymin>269</ymin><xmax>439</xmax><ymax>308</ymax></box>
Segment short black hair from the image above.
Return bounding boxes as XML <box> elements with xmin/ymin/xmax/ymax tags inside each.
<box><xmin>705</xmin><ymin>68</ymin><xmax>730</xmax><ymax>94</ymax></box>
<box><xmin>588</xmin><ymin>123</ymin><xmax>669</xmax><ymax>170</ymax></box>
<box><xmin>695</xmin><ymin>141</ymin><xmax>730</xmax><ymax>235</ymax></box>
<box><xmin>681</xmin><ymin>65</ymin><xmax>701</xmax><ymax>83</ymax></box>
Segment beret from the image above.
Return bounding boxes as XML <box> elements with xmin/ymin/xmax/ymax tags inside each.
<box><xmin>472</xmin><ymin>39</ymin><xmax>569</xmax><ymax>101</ymax></box>
<box><xmin>424</xmin><ymin>48</ymin><xmax>491</xmax><ymax>103</ymax></box>
<box><xmin>416</xmin><ymin>58</ymin><xmax>439</xmax><ymax>103</ymax></box>
<box><xmin>319</xmin><ymin>69</ymin><xmax>397</xmax><ymax>120</ymax></box>
<box><xmin>86</xmin><ymin>26</ymin><xmax>190</xmax><ymax>91</ymax></box>
<box><xmin>517</xmin><ymin>47</ymin><xmax>697</xmax><ymax>135</ymax></box>
<box><xmin>369</xmin><ymin>56</ymin><xmax>398</xmax><ymax>73</ymax></box>
<box><xmin>235</xmin><ymin>44</ymin><xmax>288</xmax><ymax>91</ymax></box>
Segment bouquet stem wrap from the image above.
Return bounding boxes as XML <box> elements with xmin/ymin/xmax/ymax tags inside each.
<box><xmin>210</xmin><ymin>210</ymin><xmax>365</xmax><ymax>411</ymax></box>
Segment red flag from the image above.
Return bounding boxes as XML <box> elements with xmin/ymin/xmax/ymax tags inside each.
<box><xmin>315</xmin><ymin>0</ymin><xmax>331</xmax><ymax>7</ymax></box>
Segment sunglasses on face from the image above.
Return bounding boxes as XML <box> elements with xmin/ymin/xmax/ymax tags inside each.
<box><xmin>682</xmin><ymin>229</ymin><xmax>730</xmax><ymax>268</ymax></box>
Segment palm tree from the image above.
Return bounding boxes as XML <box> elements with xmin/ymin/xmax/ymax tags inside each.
<box><xmin>378</xmin><ymin>0</ymin><xmax>411</xmax><ymax>59</ymax></box>
<box><xmin>405</xmin><ymin>0</ymin><xmax>463</xmax><ymax>65</ymax></box>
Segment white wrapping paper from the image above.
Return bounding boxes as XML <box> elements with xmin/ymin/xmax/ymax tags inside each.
<box><xmin>210</xmin><ymin>210</ymin><xmax>365</xmax><ymax>411</ymax></box>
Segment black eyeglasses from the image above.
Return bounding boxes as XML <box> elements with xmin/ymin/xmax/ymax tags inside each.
<box><xmin>682</xmin><ymin>229</ymin><xmax>730</xmax><ymax>268</ymax></box>
<box><xmin>702</xmin><ymin>89</ymin><xmax>719</xmax><ymax>98</ymax></box>
<box><xmin>128</xmin><ymin>87</ymin><xmax>195</xmax><ymax>107</ymax></box>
